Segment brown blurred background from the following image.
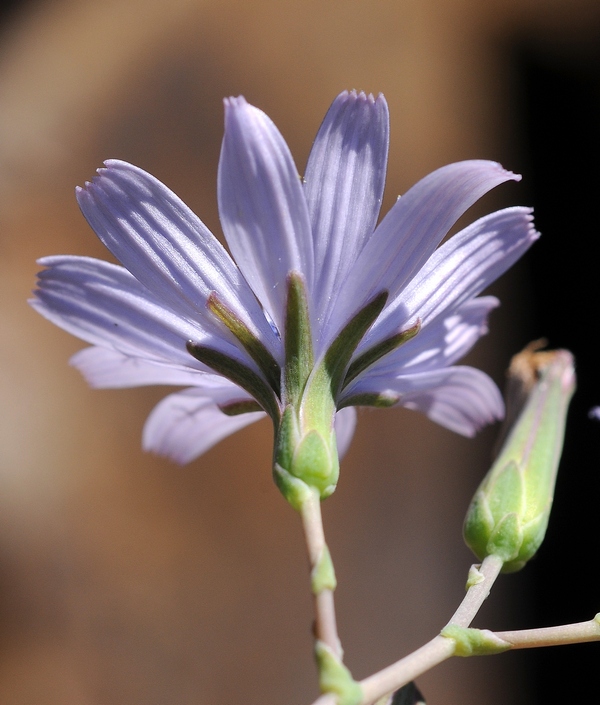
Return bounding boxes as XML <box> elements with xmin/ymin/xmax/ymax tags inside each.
<box><xmin>1</xmin><ymin>1</ymin><xmax>600</xmax><ymax>704</ymax></box>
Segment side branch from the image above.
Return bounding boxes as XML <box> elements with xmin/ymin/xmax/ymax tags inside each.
<box><xmin>310</xmin><ymin>555</ymin><xmax>504</xmax><ymax>705</ymax></box>
<box><xmin>495</xmin><ymin>616</ymin><xmax>600</xmax><ymax>649</ymax></box>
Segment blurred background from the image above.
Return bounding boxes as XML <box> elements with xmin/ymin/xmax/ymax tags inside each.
<box><xmin>1</xmin><ymin>1</ymin><xmax>599</xmax><ymax>703</ymax></box>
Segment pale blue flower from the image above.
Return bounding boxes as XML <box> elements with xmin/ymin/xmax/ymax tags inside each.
<box><xmin>31</xmin><ymin>91</ymin><xmax>538</xmax><ymax>470</ymax></box>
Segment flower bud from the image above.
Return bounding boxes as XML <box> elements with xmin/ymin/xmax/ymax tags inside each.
<box><xmin>464</xmin><ymin>343</ymin><xmax>575</xmax><ymax>572</ymax></box>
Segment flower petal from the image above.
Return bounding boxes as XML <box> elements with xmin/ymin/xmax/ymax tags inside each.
<box><xmin>304</xmin><ymin>91</ymin><xmax>389</xmax><ymax>343</ymax></box>
<box><xmin>143</xmin><ymin>387</ymin><xmax>265</xmax><ymax>464</ymax></box>
<box><xmin>31</xmin><ymin>255</ymin><xmax>246</xmax><ymax>369</ymax></box>
<box><xmin>76</xmin><ymin>160</ymin><xmax>281</xmax><ymax>360</ymax></box>
<box><xmin>70</xmin><ymin>346</ymin><xmax>217</xmax><ymax>388</ymax></box>
<box><xmin>218</xmin><ymin>97</ymin><xmax>313</xmax><ymax>334</ymax></box>
<box><xmin>329</xmin><ymin>161</ymin><xmax>521</xmax><ymax>339</ymax></box>
<box><xmin>362</xmin><ymin>207</ymin><xmax>538</xmax><ymax>349</ymax></box>
<box><xmin>343</xmin><ymin>366</ymin><xmax>504</xmax><ymax>437</ymax></box>
<box><xmin>334</xmin><ymin>406</ymin><xmax>357</xmax><ymax>459</ymax></box>
<box><xmin>362</xmin><ymin>296</ymin><xmax>499</xmax><ymax>379</ymax></box>
<box><xmin>398</xmin><ymin>367</ymin><xmax>504</xmax><ymax>436</ymax></box>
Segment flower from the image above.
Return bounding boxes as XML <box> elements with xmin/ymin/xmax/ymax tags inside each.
<box><xmin>31</xmin><ymin>91</ymin><xmax>538</xmax><ymax>495</ymax></box>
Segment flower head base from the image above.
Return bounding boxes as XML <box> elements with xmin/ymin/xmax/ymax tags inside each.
<box><xmin>31</xmin><ymin>90</ymin><xmax>539</xmax><ymax>503</ymax></box>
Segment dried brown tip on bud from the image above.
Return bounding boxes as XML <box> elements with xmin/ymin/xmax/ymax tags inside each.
<box><xmin>495</xmin><ymin>340</ymin><xmax>571</xmax><ymax>453</ymax></box>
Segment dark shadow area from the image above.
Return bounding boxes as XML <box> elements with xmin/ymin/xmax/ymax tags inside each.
<box><xmin>0</xmin><ymin>0</ymin><xmax>28</xmax><ymax>27</ymax></box>
<box><xmin>512</xmin><ymin>33</ymin><xmax>600</xmax><ymax>704</ymax></box>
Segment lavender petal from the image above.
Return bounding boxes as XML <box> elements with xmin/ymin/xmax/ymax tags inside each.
<box><xmin>218</xmin><ymin>97</ymin><xmax>313</xmax><ymax>335</ymax></box>
<box><xmin>304</xmin><ymin>91</ymin><xmax>389</xmax><ymax>347</ymax></box>
<box><xmin>143</xmin><ymin>387</ymin><xmax>266</xmax><ymax>464</ymax></box>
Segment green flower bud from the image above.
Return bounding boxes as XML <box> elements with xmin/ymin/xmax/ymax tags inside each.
<box><xmin>464</xmin><ymin>343</ymin><xmax>575</xmax><ymax>572</ymax></box>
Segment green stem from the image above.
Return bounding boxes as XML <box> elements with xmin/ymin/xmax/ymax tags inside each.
<box><xmin>299</xmin><ymin>488</ymin><xmax>342</xmax><ymax>660</ymax></box>
<box><xmin>447</xmin><ymin>554</ymin><xmax>504</xmax><ymax>627</ymax></box>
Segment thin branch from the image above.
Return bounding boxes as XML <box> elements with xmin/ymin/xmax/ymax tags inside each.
<box><xmin>359</xmin><ymin>555</ymin><xmax>503</xmax><ymax>704</ymax></box>
<box><xmin>359</xmin><ymin>635</ymin><xmax>454</xmax><ymax>704</ymax></box>
<box><xmin>447</xmin><ymin>554</ymin><xmax>504</xmax><ymax>627</ymax></box>
<box><xmin>495</xmin><ymin>617</ymin><xmax>600</xmax><ymax>649</ymax></box>
<box><xmin>309</xmin><ymin>555</ymin><xmax>505</xmax><ymax>705</ymax></box>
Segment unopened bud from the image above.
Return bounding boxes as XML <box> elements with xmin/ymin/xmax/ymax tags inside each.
<box><xmin>464</xmin><ymin>343</ymin><xmax>575</xmax><ymax>572</ymax></box>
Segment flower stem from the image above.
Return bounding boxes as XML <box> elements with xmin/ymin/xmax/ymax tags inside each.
<box><xmin>495</xmin><ymin>616</ymin><xmax>600</xmax><ymax>649</ymax></box>
<box><xmin>447</xmin><ymin>554</ymin><xmax>504</xmax><ymax>627</ymax></box>
<box><xmin>309</xmin><ymin>555</ymin><xmax>504</xmax><ymax>705</ymax></box>
<box><xmin>299</xmin><ymin>488</ymin><xmax>342</xmax><ymax>660</ymax></box>
<box><xmin>359</xmin><ymin>555</ymin><xmax>503</xmax><ymax>703</ymax></box>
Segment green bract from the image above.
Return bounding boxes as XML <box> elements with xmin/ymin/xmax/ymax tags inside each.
<box><xmin>273</xmin><ymin>274</ymin><xmax>388</xmax><ymax>503</ymax></box>
<box><xmin>440</xmin><ymin>625</ymin><xmax>511</xmax><ymax>656</ymax></box>
<box><xmin>193</xmin><ymin>268</ymin><xmax>419</xmax><ymax>507</ymax></box>
<box><xmin>463</xmin><ymin>344</ymin><xmax>575</xmax><ymax>572</ymax></box>
<box><xmin>314</xmin><ymin>641</ymin><xmax>363</xmax><ymax>705</ymax></box>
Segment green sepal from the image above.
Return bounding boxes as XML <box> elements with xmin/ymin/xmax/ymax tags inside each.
<box><xmin>274</xmin><ymin>406</ymin><xmax>298</xmax><ymax>473</ymax></box>
<box><xmin>274</xmin><ymin>286</ymin><xmax>391</xmax><ymax>502</ymax></box>
<box><xmin>486</xmin><ymin>512</ymin><xmax>522</xmax><ymax>564</ymax></box>
<box><xmin>321</xmin><ymin>291</ymin><xmax>388</xmax><ymax>399</ymax></box>
<box><xmin>219</xmin><ymin>400</ymin><xmax>263</xmax><ymax>416</ymax></box>
<box><xmin>440</xmin><ymin>625</ymin><xmax>511</xmax><ymax>657</ymax></box>
<box><xmin>344</xmin><ymin>320</ymin><xmax>421</xmax><ymax>387</ymax></box>
<box><xmin>291</xmin><ymin>429</ymin><xmax>338</xmax><ymax>497</ymax></box>
<box><xmin>339</xmin><ymin>391</ymin><xmax>399</xmax><ymax>409</ymax></box>
<box><xmin>208</xmin><ymin>293</ymin><xmax>281</xmax><ymax>396</ymax></box>
<box><xmin>284</xmin><ymin>273</ymin><xmax>314</xmax><ymax>406</ymax></box>
<box><xmin>505</xmin><ymin>512</ymin><xmax>549</xmax><ymax>573</ymax></box>
<box><xmin>302</xmin><ymin>291</ymin><xmax>388</xmax><ymax>434</ymax></box>
<box><xmin>274</xmin><ymin>406</ymin><xmax>338</xmax><ymax>499</ymax></box>
<box><xmin>311</xmin><ymin>545</ymin><xmax>337</xmax><ymax>593</ymax></box>
<box><xmin>315</xmin><ymin>641</ymin><xmax>363</xmax><ymax>705</ymax></box>
<box><xmin>463</xmin><ymin>492</ymin><xmax>494</xmax><ymax>563</ymax></box>
<box><xmin>272</xmin><ymin>462</ymin><xmax>314</xmax><ymax>512</ymax></box>
<box><xmin>487</xmin><ymin>460</ymin><xmax>524</xmax><ymax>516</ymax></box>
<box><xmin>187</xmin><ymin>341</ymin><xmax>279</xmax><ymax>421</ymax></box>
